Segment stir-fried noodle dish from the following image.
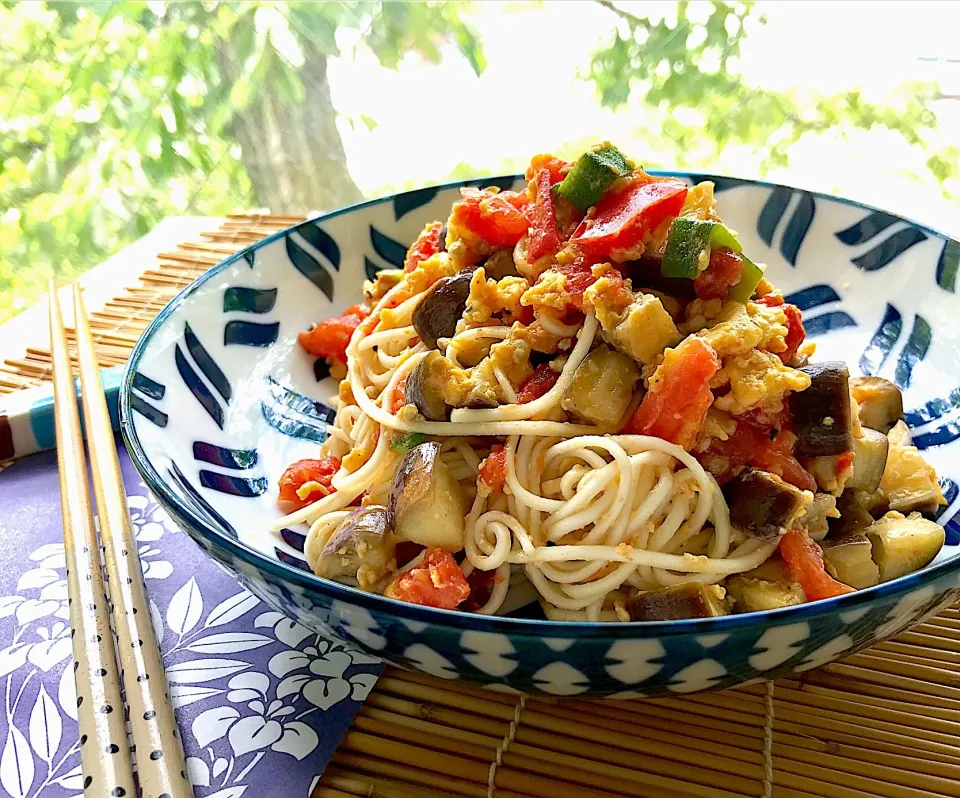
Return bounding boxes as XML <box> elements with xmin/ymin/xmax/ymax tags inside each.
<box><xmin>274</xmin><ymin>144</ymin><xmax>946</xmax><ymax>622</ymax></box>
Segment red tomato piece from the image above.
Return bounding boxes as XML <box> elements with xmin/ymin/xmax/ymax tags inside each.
<box><xmin>390</xmin><ymin>377</ymin><xmax>407</xmax><ymax>414</ymax></box>
<box><xmin>780</xmin><ymin>529</ymin><xmax>854</xmax><ymax>601</ymax></box>
<box><xmin>384</xmin><ymin>548</ymin><xmax>471</xmax><ymax>610</ymax></box>
<box><xmin>452</xmin><ymin>187</ymin><xmax>529</xmax><ymax>249</ymax></box>
<box><xmin>527</xmin><ymin>168</ymin><xmax>561</xmax><ymax>262</ymax></box>
<box><xmin>780</xmin><ymin>303</ymin><xmax>806</xmax><ymax>364</ymax></box>
<box><xmin>698</xmin><ymin>411</ymin><xmax>816</xmax><ymax>492</ymax></box>
<box><xmin>572</xmin><ymin>176</ymin><xmax>688</xmax><ymax>257</ymax></box>
<box><xmin>277</xmin><ymin>456</ymin><xmax>341</xmax><ymax>509</ymax></box>
<box><xmin>694</xmin><ymin>248</ymin><xmax>744</xmax><ymax>300</ymax></box>
<box><xmin>623</xmin><ymin>337</ymin><xmax>720</xmax><ymax>449</ymax></box>
<box><xmin>547</xmin><ymin>256</ymin><xmax>631</xmax><ymax>313</ymax></box>
<box><xmin>298</xmin><ymin>304</ymin><xmax>370</xmax><ymax>365</ymax></box>
<box><xmin>404</xmin><ymin>221</ymin><xmax>444</xmax><ymax>273</ymax></box>
<box><xmin>478</xmin><ymin>445</ymin><xmax>508</xmax><ymax>492</ymax></box>
<box><xmin>525</xmin><ymin>154</ymin><xmax>569</xmax><ymax>185</ymax></box>
<box><xmin>756</xmin><ymin>296</ymin><xmax>806</xmax><ymax>364</ymax></box>
<box><xmin>517</xmin><ymin>363</ymin><xmax>560</xmax><ymax>404</ymax></box>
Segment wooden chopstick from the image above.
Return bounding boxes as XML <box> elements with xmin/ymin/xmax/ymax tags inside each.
<box><xmin>48</xmin><ymin>284</ymin><xmax>138</xmax><ymax>798</ymax></box>
<box><xmin>72</xmin><ymin>285</ymin><xmax>193</xmax><ymax>798</ymax></box>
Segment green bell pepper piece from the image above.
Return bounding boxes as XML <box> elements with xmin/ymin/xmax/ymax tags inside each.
<box><xmin>556</xmin><ymin>145</ymin><xmax>629</xmax><ymax>211</ymax></box>
<box><xmin>661</xmin><ymin>218</ymin><xmax>714</xmax><ymax>278</ymax></box>
<box><xmin>390</xmin><ymin>431</ymin><xmax>427</xmax><ymax>453</ymax></box>
<box><xmin>728</xmin><ymin>255</ymin><xmax>765</xmax><ymax>303</ymax></box>
<box><xmin>709</xmin><ymin>223</ymin><xmax>742</xmax><ymax>254</ymax></box>
<box><xmin>661</xmin><ymin>218</ymin><xmax>744</xmax><ymax>280</ymax></box>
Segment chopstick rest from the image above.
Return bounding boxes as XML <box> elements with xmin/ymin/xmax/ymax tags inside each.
<box><xmin>73</xmin><ymin>286</ymin><xmax>193</xmax><ymax>798</ymax></box>
<box><xmin>48</xmin><ymin>284</ymin><xmax>137</xmax><ymax>798</ymax></box>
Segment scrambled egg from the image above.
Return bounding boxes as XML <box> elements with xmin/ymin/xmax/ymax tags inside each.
<box><xmin>520</xmin><ymin>270</ymin><xmax>569</xmax><ymax>311</ymax></box>
<box><xmin>463</xmin><ymin>268</ymin><xmax>529</xmax><ymax>326</ymax></box>
<box><xmin>683</xmin><ymin>299</ymin><xmax>789</xmax><ymax>359</ymax></box>
<box><xmin>585</xmin><ymin>276</ymin><xmax>680</xmax><ymax>366</ymax></box>
<box><xmin>432</xmin><ymin>338</ymin><xmax>533</xmax><ymax>408</ymax></box>
<box><xmin>713</xmin><ymin>349</ymin><xmax>811</xmax><ymax>415</ymax></box>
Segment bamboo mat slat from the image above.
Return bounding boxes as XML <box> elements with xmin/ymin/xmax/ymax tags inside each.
<box><xmin>3</xmin><ymin>214</ymin><xmax>958</xmax><ymax>798</ymax></box>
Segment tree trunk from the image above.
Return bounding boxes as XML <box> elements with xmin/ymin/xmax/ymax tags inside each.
<box><xmin>220</xmin><ymin>34</ymin><xmax>363</xmax><ymax>213</ymax></box>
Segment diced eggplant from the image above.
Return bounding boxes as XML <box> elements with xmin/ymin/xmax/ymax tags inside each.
<box><xmin>728</xmin><ymin>469</ymin><xmax>807</xmax><ymax>540</ymax></box>
<box><xmin>481</xmin><ymin>249</ymin><xmax>519</xmax><ymax>280</ymax></box>
<box><xmin>627</xmin><ymin>583</ymin><xmax>729</xmax><ymax>621</ymax></box>
<box><xmin>412</xmin><ymin>271</ymin><xmax>473</xmax><ymax>349</ymax></box>
<box><xmin>847</xmin><ymin>428</ymin><xmax>889</xmax><ymax>494</ymax></box>
<box><xmin>850</xmin><ymin>376</ymin><xmax>903</xmax><ymax>434</ymax></box>
<box><xmin>789</xmin><ymin>361</ymin><xmax>853</xmax><ymax>457</ymax></box>
<box><xmin>741</xmin><ymin>557</ymin><xmax>790</xmax><ymax>583</ymax></box>
<box><xmin>882</xmin><ymin>440</ymin><xmax>944</xmax><ymax>514</ymax></box>
<box><xmin>887</xmin><ymin>420</ymin><xmax>912</xmax><ymax>447</ymax></box>
<box><xmin>865</xmin><ymin>512</ymin><xmax>945</xmax><ymax>582</ymax></box>
<box><xmin>797</xmin><ymin>493</ymin><xmax>839</xmax><ymax>542</ymax></box>
<box><xmin>831</xmin><ymin>491</ymin><xmax>877</xmax><ymax>537</ymax></box>
<box><xmin>390</xmin><ymin>442</ymin><xmax>465</xmax><ymax>551</ymax></box>
<box><xmin>561</xmin><ymin>345</ymin><xmax>640</xmax><ymax>426</ymax></box>
<box><xmin>726</xmin><ymin>577</ymin><xmax>805</xmax><ymax>613</ymax></box>
<box><xmin>405</xmin><ymin>352</ymin><xmax>450</xmax><ymax>422</ymax></box>
<box><xmin>805</xmin><ymin>454</ymin><xmax>855</xmax><ymax>496</ymax></box>
<box><xmin>821</xmin><ymin>534</ymin><xmax>880</xmax><ymax>589</ymax></box>
<box><xmin>438</xmin><ymin>223</ymin><xmax>448</xmax><ymax>253</ymax></box>
<box><xmin>316</xmin><ymin>505</ymin><xmax>394</xmax><ymax>585</ymax></box>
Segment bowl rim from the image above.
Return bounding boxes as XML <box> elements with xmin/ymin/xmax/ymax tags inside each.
<box><xmin>120</xmin><ymin>170</ymin><xmax>960</xmax><ymax>639</ymax></box>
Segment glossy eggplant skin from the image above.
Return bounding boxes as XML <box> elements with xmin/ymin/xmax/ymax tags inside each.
<box><xmin>627</xmin><ymin>583</ymin><xmax>729</xmax><ymax>621</ymax></box>
<box><xmin>412</xmin><ymin>271</ymin><xmax>473</xmax><ymax>349</ymax></box>
<box><xmin>728</xmin><ymin>469</ymin><xmax>806</xmax><ymax>540</ymax></box>
<box><xmin>315</xmin><ymin>505</ymin><xmax>393</xmax><ymax>582</ymax></box>
<box><xmin>850</xmin><ymin>376</ymin><xmax>903</xmax><ymax>434</ymax></box>
<box><xmin>390</xmin><ymin>441</ymin><xmax>465</xmax><ymax>551</ymax></box>
<box><xmin>789</xmin><ymin>361</ymin><xmax>853</xmax><ymax>457</ymax></box>
<box><xmin>405</xmin><ymin>352</ymin><xmax>450</xmax><ymax>422</ymax></box>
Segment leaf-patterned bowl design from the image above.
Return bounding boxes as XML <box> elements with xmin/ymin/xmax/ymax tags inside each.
<box><xmin>120</xmin><ymin>174</ymin><xmax>960</xmax><ymax>696</ymax></box>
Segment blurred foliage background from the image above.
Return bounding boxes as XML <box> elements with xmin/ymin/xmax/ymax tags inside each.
<box><xmin>1</xmin><ymin>0</ymin><xmax>957</xmax><ymax>323</ymax></box>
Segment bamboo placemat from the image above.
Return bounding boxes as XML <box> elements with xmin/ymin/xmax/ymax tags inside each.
<box><xmin>3</xmin><ymin>215</ymin><xmax>959</xmax><ymax>798</ymax></box>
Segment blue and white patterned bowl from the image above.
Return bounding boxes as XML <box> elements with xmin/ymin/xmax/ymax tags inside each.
<box><xmin>120</xmin><ymin>174</ymin><xmax>960</xmax><ymax>696</ymax></box>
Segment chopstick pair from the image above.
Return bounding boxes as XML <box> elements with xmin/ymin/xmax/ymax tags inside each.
<box><xmin>49</xmin><ymin>283</ymin><xmax>191</xmax><ymax>798</ymax></box>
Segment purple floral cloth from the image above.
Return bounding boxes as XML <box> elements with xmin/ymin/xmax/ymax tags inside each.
<box><xmin>0</xmin><ymin>437</ymin><xmax>381</xmax><ymax>797</ymax></box>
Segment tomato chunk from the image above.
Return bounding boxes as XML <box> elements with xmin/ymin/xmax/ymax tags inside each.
<box><xmin>780</xmin><ymin>529</ymin><xmax>854</xmax><ymax>601</ymax></box>
<box><xmin>572</xmin><ymin>176</ymin><xmax>688</xmax><ymax>258</ymax></box>
<box><xmin>525</xmin><ymin>154</ymin><xmax>569</xmax><ymax>185</ymax></box>
<box><xmin>527</xmin><ymin>168</ymin><xmax>561</xmax><ymax>262</ymax></box>
<box><xmin>405</xmin><ymin>221</ymin><xmax>444</xmax><ymax>273</ymax></box>
<box><xmin>478</xmin><ymin>445</ymin><xmax>508</xmax><ymax>492</ymax></box>
<box><xmin>780</xmin><ymin>303</ymin><xmax>806</xmax><ymax>364</ymax></box>
<box><xmin>756</xmin><ymin>296</ymin><xmax>806</xmax><ymax>364</ymax></box>
<box><xmin>698</xmin><ymin>410</ymin><xmax>816</xmax><ymax>492</ymax></box>
<box><xmin>517</xmin><ymin>363</ymin><xmax>560</xmax><ymax>404</ymax></box>
<box><xmin>298</xmin><ymin>303</ymin><xmax>370</xmax><ymax>365</ymax></box>
<box><xmin>694</xmin><ymin>248</ymin><xmax>744</xmax><ymax>300</ymax></box>
<box><xmin>452</xmin><ymin>187</ymin><xmax>529</xmax><ymax>249</ymax></box>
<box><xmin>623</xmin><ymin>337</ymin><xmax>720</xmax><ymax>449</ymax></box>
<box><xmin>384</xmin><ymin>548</ymin><xmax>470</xmax><ymax>610</ymax></box>
<box><xmin>278</xmin><ymin>456</ymin><xmax>341</xmax><ymax>509</ymax></box>
<box><xmin>546</xmin><ymin>256</ymin><xmax>631</xmax><ymax>313</ymax></box>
